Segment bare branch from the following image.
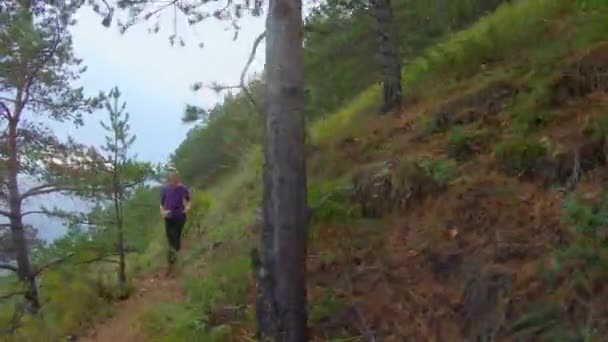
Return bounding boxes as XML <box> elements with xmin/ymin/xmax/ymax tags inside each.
<box><xmin>32</xmin><ymin>252</ymin><xmax>75</xmax><ymax>277</ymax></box>
<box><xmin>0</xmin><ymin>96</ymin><xmax>16</xmax><ymax>104</ymax></box>
<box><xmin>208</xmin><ymin>31</ymin><xmax>266</xmax><ymax>113</ymax></box>
<box><xmin>143</xmin><ymin>0</ymin><xmax>179</xmax><ymax>20</ymax></box>
<box><xmin>0</xmin><ymin>101</ymin><xmax>11</xmax><ymax>119</ymax></box>
<box><xmin>33</xmin><ymin>252</ymin><xmax>123</xmax><ymax>277</ymax></box>
<box><xmin>0</xmin><ymin>264</ymin><xmax>18</xmax><ymax>273</ymax></box>
<box><xmin>239</xmin><ymin>32</ymin><xmax>265</xmax><ymax>97</ymax></box>
<box><xmin>0</xmin><ymin>209</ymin><xmax>10</xmax><ymax>218</ymax></box>
<box><xmin>20</xmin><ymin>210</ymin><xmax>46</xmax><ymax>217</ymax></box>
<box><xmin>20</xmin><ymin>184</ymin><xmax>66</xmax><ymax>200</ymax></box>
<box><xmin>76</xmin><ymin>257</ymin><xmax>120</xmax><ymax>265</ymax></box>
<box><xmin>0</xmin><ymin>291</ymin><xmax>27</xmax><ymax>301</ymax></box>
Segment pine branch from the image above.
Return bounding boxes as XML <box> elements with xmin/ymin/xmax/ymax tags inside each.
<box><xmin>19</xmin><ymin>16</ymin><xmax>63</xmax><ymax>120</ymax></box>
<box><xmin>32</xmin><ymin>252</ymin><xmax>124</xmax><ymax>277</ymax></box>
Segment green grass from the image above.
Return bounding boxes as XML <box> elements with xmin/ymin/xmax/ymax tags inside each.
<box><xmin>403</xmin><ymin>0</ymin><xmax>573</xmax><ymax>90</ymax></box>
<box><xmin>310</xmin><ymin>85</ymin><xmax>381</xmax><ymax>144</ymax></box>
<box><xmin>2</xmin><ymin>266</ymin><xmax>124</xmax><ymax>341</ymax></box>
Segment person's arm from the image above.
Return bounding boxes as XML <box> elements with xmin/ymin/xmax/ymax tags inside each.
<box><xmin>183</xmin><ymin>187</ymin><xmax>191</xmax><ymax>213</ymax></box>
<box><xmin>160</xmin><ymin>187</ymin><xmax>168</xmax><ymax>216</ymax></box>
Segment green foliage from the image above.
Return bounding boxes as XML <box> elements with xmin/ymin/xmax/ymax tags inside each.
<box><xmin>402</xmin><ymin>0</ymin><xmax>573</xmax><ymax>91</ymax></box>
<box><xmin>171</xmin><ymin>81</ymin><xmax>263</xmax><ymax>187</ymax></box>
<box><xmin>511</xmin><ymin>109</ymin><xmax>553</xmax><ymax>133</ymax></box>
<box><xmin>309</xmin><ymin>288</ymin><xmax>344</xmax><ymax>324</ymax></box>
<box><xmin>582</xmin><ymin>113</ymin><xmax>608</xmax><ymax>144</ymax></box>
<box><xmin>1</xmin><ymin>267</ymin><xmax>124</xmax><ymax>340</ymax></box>
<box><xmin>140</xmin><ymin>301</ymin><xmax>230</xmax><ymax>342</ymax></box>
<box><xmin>447</xmin><ymin>127</ymin><xmax>488</xmax><ymax>160</ymax></box>
<box><xmin>563</xmin><ymin>195</ymin><xmax>608</xmax><ymax>262</ymax></box>
<box><xmin>186</xmin><ymin>256</ymin><xmax>250</xmax><ymax>312</ymax></box>
<box><xmin>172</xmin><ymin>0</ymin><xmax>512</xmax><ymax>187</ymax></box>
<box><xmin>308</xmin><ymin>179</ymin><xmax>355</xmax><ymax>225</ymax></box>
<box><xmin>508</xmin><ymin>77</ymin><xmax>555</xmax><ymax>133</ymax></box>
<box><xmin>184</xmin><ymin>191</ymin><xmax>214</xmax><ymax>235</ymax></box>
<box><xmin>513</xmin><ymin>193</ymin><xmax>608</xmax><ymax>340</ymax></box>
<box><xmin>575</xmin><ymin>0</ymin><xmax>608</xmax><ymax>10</ymax></box>
<box><xmin>309</xmin><ymin>85</ymin><xmax>381</xmax><ymax>144</ymax></box>
<box><xmin>417</xmin><ymin>156</ymin><xmax>458</xmax><ymax>186</ymax></box>
<box><xmin>304</xmin><ymin>0</ymin><xmax>509</xmax><ymax>118</ymax></box>
<box><xmin>494</xmin><ymin>137</ymin><xmax>546</xmax><ymax>176</ymax></box>
<box><xmin>139</xmin><ymin>256</ymin><xmax>249</xmax><ymax>341</ymax></box>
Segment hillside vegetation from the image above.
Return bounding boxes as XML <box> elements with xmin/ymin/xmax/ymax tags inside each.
<box><xmin>133</xmin><ymin>0</ymin><xmax>608</xmax><ymax>341</ymax></box>
<box><xmin>5</xmin><ymin>0</ymin><xmax>606</xmax><ymax>340</ymax></box>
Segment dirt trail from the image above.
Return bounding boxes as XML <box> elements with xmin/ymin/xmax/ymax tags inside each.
<box><xmin>79</xmin><ymin>269</ymin><xmax>185</xmax><ymax>342</ymax></box>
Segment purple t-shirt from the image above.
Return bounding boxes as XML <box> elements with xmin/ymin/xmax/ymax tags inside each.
<box><xmin>160</xmin><ymin>184</ymin><xmax>190</xmax><ymax>219</ymax></box>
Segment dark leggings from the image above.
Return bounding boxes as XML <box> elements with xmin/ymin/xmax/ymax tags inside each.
<box><xmin>165</xmin><ymin>216</ymin><xmax>186</xmax><ymax>264</ymax></box>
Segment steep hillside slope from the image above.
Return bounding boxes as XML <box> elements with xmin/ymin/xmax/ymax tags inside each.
<box><xmin>140</xmin><ymin>1</ymin><xmax>608</xmax><ymax>341</ymax></box>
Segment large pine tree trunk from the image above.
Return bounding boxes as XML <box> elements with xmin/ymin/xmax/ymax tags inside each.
<box><xmin>7</xmin><ymin>119</ymin><xmax>40</xmax><ymax>313</ymax></box>
<box><xmin>371</xmin><ymin>0</ymin><xmax>402</xmax><ymax>113</ymax></box>
<box><xmin>257</xmin><ymin>0</ymin><xmax>308</xmax><ymax>339</ymax></box>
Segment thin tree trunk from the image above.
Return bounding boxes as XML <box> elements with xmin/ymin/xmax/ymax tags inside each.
<box><xmin>112</xmin><ymin>152</ymin><xmax>127</xmax><ymax>293</ymax></box>
<box><xmin>7</xmin><ymin>118</ymin><xmax>40</xmax><ymax>313</ymax></box>
<box><xmin>371</xmin><ymin>0</ymin><xmax>402</xmax><ymax>113</ymax></box>
<box><xmin>115</xmin><ymin>196</ymin><xmax>126</xmax><ymax>290</ymax></box>
<box><xmin>258</xmin><ymin>0</ymin><xmax>308</xmax><ymax>339</ymax></box>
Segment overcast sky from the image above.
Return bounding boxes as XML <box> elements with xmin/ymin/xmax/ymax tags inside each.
<box><xmin>26</xmin><ymin>6</ymin><xmax>267</xmax><ymax>242</ymax></box>
<box><xmin>62</xmin><ymin>6</ymin><xmax>266</xmax><ymax>164</ymax></box>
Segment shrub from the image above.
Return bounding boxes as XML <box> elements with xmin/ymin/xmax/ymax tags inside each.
<box><xmin>582</xmin><ymin>113</ymin><xmax>608</xmax><ymax>144</ymax></box>
<box><xmin>512</xmin><ymin>193</ymin><xmax>608</xmax><ymax>340</ymax></box>
<box><xmin>494</xmin><ymin>137</ymin><xmax>546</xmax><ymax>176</ymax></box>
<box><xmin>417</xmin><ymin>156</ymin><xmax>459</xmax><ymax>186</ymax></box>
<box><xmin>308</xmin><ymin>179</ymin><xmax>355</xmax><ymax>225</ymax></box>
<box><xmin>512</xmin><ymin>109</ymin><xmax>553</xmax><ymax>133</ymax></box>
<box><xmin>309</xmin><ymin>288</ymin><xmax>345</xmax><ymax>324</ymax></box>
<box><xmin>448</xmin><ymin>127</ymin><xmax>488</xmax><ymax>160</ymax></box>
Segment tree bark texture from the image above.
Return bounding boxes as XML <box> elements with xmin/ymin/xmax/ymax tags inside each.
<box><xmin>371</xmin><ymin>0</ymin><xmax>403</xmax><ymax>113</ymax></box>
<box><xmin>257</xmin><ymin>0</ymin><xmax>309</xmax><ymax>339</ymax></box>
<box><xmin>7</xmin><ymin>118</ymin><xmax>40</xmax><ymax>313</ymax></box>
